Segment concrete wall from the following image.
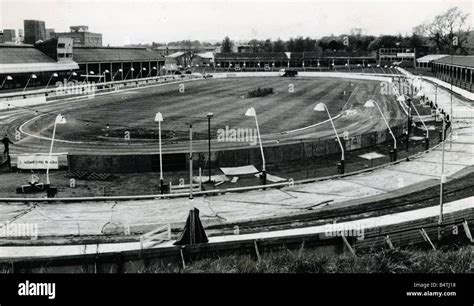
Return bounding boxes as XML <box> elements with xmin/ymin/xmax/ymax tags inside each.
<box><xmin>68</xmin><ymin>124</ymin><xmax>405</xmax><ymax>173</ymax></box>
<box><xmin>0</xmin><ymin>95</ymin><xmax>46</xmax><ymax>110</ymax></box>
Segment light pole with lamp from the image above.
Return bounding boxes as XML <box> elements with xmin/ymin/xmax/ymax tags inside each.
<box><xmin>0</xmin><ymin>76</ymin><xmax>13</xmax><ymax>89</ymax></box>
<box><xmin>155</xmin><ymin>112</ymin><xmax>165</xmax><ymax>194</ymax></box>
<box><xmin>66</xmin><ymin>72</ymin><xmax>77</xmax><ymax>82</ymax></box>
<box><xmin>87</xmin><ymin>71</ymin><xmax>95</xmax><ymax>83</ymax></box>
<box><xmin>136</xmin><ymin>67</ymin><xmax>146</xmax><ymax>79</ymax></box>
<box><xmin>411</xmin><ymin>96</ymin><xmax>430</xmax><ymax>150</ymax></box>
<box><xmin>46</xmin><ymin>114</ymin><xmax>67</xmax><ymax>186</ymax></box>
<box><xmin>147</xmin><ymin>67</ymin><xmax>157</xmax><ymax>78</ymax></box>
<box><xmin>124</xmin><ymin>68</ymin><xmax>134</xmax><ymax>80</ymax></box>
<box><xmin>23</xmin><ymin>74</ymin><xmax>37</xmax><ymax>92</ymax></box>
<box><xmin>207</xmin><ymin>113</ymin><xmax>213</xmax><ymax>183</ymax></box>
<box><xmin>438</xmin><ymin>113</ymin><xmax>446</xmax><ymax>240</ymax></box>
<box><xmin>368</xmin><ymin>64</ymin><xmax>375</xmax><ymax>73</ymax></box>
<box><xmin>314</xmin><ymin>103</ymin><xmax>345</xmax><ymax>173</ymax></box>
<box><xmin>364</xmin><ymin>99</ymin><xmax>397</xmax><ymax>161</ymax></box>
<box><xmin>245</xmin><ymin>107</ymin><xmax>266</xmax><ymax>184</ymax></box>
<box><xmin>112</xmin><ymin>69</ymin><xmax>123</xmax><ymax>81</ymax></box>
<box><xmin>406</xmin><ymin>97</ymin><xmax>412</xmax><ymax>159</ymax></box>
<box><xmin>45</xmin><ymin>73</ymin><xmax>59</xmax><ymax>89</ymax></box>
<box><xmin>101</xmin><ymin>70</ymin><xmax>109</xmax><ymax>83</ymax></box>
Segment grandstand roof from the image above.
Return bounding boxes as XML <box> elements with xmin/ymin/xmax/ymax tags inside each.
<box><xmin>215</xmin><ymin>53</ymin><xmax>289</xmax><ymax>61</ymax></box>
<box><xmin>0</xmin><ymin>45</ymin><xmax>55</xmax><ymax>64</ymax></box>
<box><xmin>195</xmin><ymin>52</ymin><xmax>214</xmax><ymax>59</ymax></box>
<box><xmin>0</xmin><ymin>45</ymin><xmax>79</xmax><ymax>74</ymax></box>
<box><xmin>433</xmin><ymin>55</ymin><xmax>474</xmax><ymax>68</ymax></box>
<box><xmin>165</xmin><ymin>52</ymin><xmax>186</xmax><ymax>59</ymax></box>
<box><xmin>215</xmin><ymin>51</ymin><xmax>376</xmax><ymax>61</ymax></box>
<box><xmin>73</xmin><ymin>47</ymin><xmax>165</xmax><ymax>63</ymax></box>
<box><xmin>416</xmin><ymin>54</ymin><xmax>448</xmax><ymax>63</ymax></box>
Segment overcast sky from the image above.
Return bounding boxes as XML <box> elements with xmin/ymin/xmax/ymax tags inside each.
<box><xmin>0</xmin><ymin>0</ymin><xmax>472</xmax><ymax>46</ymax></box>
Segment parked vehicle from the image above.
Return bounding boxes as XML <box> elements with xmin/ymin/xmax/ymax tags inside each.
<box><xmin>279</xmin><ymin>69</ymin><xmax>298</xmax><ymax>77</ymax></box>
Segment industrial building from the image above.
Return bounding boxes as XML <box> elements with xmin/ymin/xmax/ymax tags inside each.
<box><xmin>54</xmin><ymin>25</ymin><xmax>102</xmax><ymax>47</ymax></box>
<box><xmin>2</xmin><ymin>29</ymin><xmax>16</xmax><ymax>43</ymax></box>
<box><xmin>24</xmin><ymin>20</ymin><xmax>46</xmax><ymax>44</ymax></box>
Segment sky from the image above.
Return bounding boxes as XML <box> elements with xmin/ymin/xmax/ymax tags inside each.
<box><xmin>0</xmin><ymin>0</ymin><xmax>472</xmax><ymax>46</ymax></box>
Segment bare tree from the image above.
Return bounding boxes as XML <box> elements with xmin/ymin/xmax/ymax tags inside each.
<box><xmin>415</xmin><ymin>7</ymin><xmax>471</xmax><ymax>54</ymax></box>
<box><xmin>183</xmin><ymin>40</ymin><xmax>201</xmax><ymax>62</ymax></box>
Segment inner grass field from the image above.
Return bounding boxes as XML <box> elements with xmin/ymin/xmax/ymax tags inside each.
<box><xmin>25</xmin><ymin>77</ymin><xmax>390</xmax><ymax>143</ymax></box>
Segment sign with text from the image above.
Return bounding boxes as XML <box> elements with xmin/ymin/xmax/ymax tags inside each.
<box><xmin>17</xmin><ymin>155</ymin><xmax>59</xmax><ymax>170</ymax></box>
<box><xmin>396</xmin><ymin>53</ymin><xmax>415</xmax><ymax>58</ymax></box>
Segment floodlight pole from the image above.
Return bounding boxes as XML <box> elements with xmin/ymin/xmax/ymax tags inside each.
<box><xmin>189</xmin><ymin>124</ymin><xmax>193</xmax><ymax>200</ymax></box>
<box><xmin>323</xmin><ymin>104</ymin><xmax>345</xmax><ymax>173</ymax></box>
<box><xmin>66</xmin><ymin>72</ymin><xmax>76</xmax><ymax>82</ymax></box>
<box><xmin>0</xmin><ymin>76</ymin><xmax>12</xmax><ymax>89</ymax></box>
<box><xmin>370</xmin><ymin>100</ymin><xmax>397</xmax><ymax>160</ymax></box>
<box><xmin>449</xmin><ymin>53</ymin><xmax>454</xmax><ymax>150</ymax></box>
<box><xmin>315</xmin><ymin>103</ymin><xmax>345</xmax><ymax>174</ymax></box>
<box><xmin>411</xmin><ymin>102</ymin><xmax>429</xmax><ymax>149</ymax></box>
<box><xmin>254</xmin><ymin>113</ymin><xmax>266</xmax><ymax>184</ymax></box>
<box><xmin>158</xmin><ymin>118</ymin><xmax>164</xmax><ymax>193</ymax></box>
<box><xmin>207</xmin><ymin>113</ymin><xmax>213</xmax><ymax>183</ymax></box>
<box><xmin>46</xmin><ymin>115</ymin><xmax>63</xmax><ymax>186</ymax></box>
<box><xmin>406</xmin><ymin>98</ymin><xmax>412</xmax><ymax>157</ymax></box>
<box><xmin>45</xmin><ymin>73</ymin><xmax>57</xmax><ymax>89</ymax></box>
<box><xmin>246</xmin><ymin>108</ymin><xmax>266</xmax><ymax>185</ymax></box>
<box><xmin>438</xmin><ymin>116</ymin><xmax>446</xmax><ymax>240</ymax></box>
<box><xmin>23</xmin><ymin>74</ymin><xmax>35</xmax><ymax>92</ymax></box>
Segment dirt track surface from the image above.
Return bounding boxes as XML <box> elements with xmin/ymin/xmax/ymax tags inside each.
<box><xmin>4</xmin><ymin>76</ymin><xmax>404</xmax><ymax>155</ymax></box>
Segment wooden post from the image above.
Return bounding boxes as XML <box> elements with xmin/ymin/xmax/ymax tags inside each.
<box><xmin>179</xmin><ymin>248</ymin><xmax>186</xmax><ymax>269</ymax></box>
<box><xmin>254</xmin><ymin>240</ymin><xmax>261</xmax><ymax>262</ymax></box>
<box><xmin>462</xmin><ymin>221</ymin><xmax>473</xmax><ymax>243</ymax></box>
<box><xmin>385</xmin><ymin>235</ymin><xmax>394</xmax><ymax>250</ymax></box>
<box><xmin>341</xmin><ymin>235</ymin><xmax>356</xmax><ymax>256</ymax></box>
<box><xmin>420</xmin><ymin>228</ymin><xmax>436</xmax><ymax>250</ymax></box>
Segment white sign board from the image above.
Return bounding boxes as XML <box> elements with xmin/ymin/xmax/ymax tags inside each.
<box><xmin>17</xmin><ymin>155</ymin><xmax>59</xmax><ymax>170</ymax></box>
<box><xmin>396</xmin><ymin>53</ymin><xmax>415</xmax><ymax>58</ymax></box>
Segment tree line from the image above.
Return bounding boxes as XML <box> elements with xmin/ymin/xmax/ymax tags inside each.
<box><xmin>221</xmin><ymin>7</ymin><xmax>471</xmax><ymax>55</ymax></box>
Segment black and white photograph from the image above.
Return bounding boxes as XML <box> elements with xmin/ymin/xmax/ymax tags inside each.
<box><xmin>0</xmin><ymin>0</ymin><xmax>473</xmax><ymax>303</ymax></box>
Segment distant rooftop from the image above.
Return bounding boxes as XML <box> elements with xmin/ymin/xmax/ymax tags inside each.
<box><xmin>416</xmin><ymin>54</ymin><xmax>448</xmax><ymax>63</ymax></box>
<box><xmin>73</xmin><ymin>46</ymin><xmax>165</xmax><ymax>63</ymax></box>
<box><xmin>433</xmin><ymin>55</ymin><xmax>474</xmax><ymax>68</ymax></box>
<box><xmin>0</xmin><ymin>45</ymin><xmax>78</xmax><ymax>74</ymax></box>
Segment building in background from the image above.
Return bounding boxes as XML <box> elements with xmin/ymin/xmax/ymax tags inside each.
<box><xmin>54</xmin><ymin>26</ymin><xmax>102</xmax><ymax>47</ymax></box>
<box><xmin>164</xmin><ymin>52</ymin><xmax>189</xmax><ymax>71</ymax></box>
<box><xmin>35</xmin><ymin>37</ymin><xmax>74</xmax><ymax>62</ymax></box>
<box><xmin>24</xmin><ymin>20</ymin><xmax>46</xmax><ymax>44</ymax></box>
<box><xmin>378</xmin><ymin>48</ymin><xmax>416</xmax><ymax>68</ymax></box>
<box><xmin>17</xmin><ymin>29</ymin><xmax>24</xmax><ymax>43</ymax></box>
<box><xmin>2</xmin><ymin>29</ymin><xmax>16</xmax><ymax>43</ymax></box>
<box><xmin>155</xmin><ymin>45</ymin><xmax>218</xmax><ymax>56</ymax></box>
<box><xmin>191</xmin><ymin>52</ymin><xmax>214</xmax><ymax>68</ymax></box>
<box><xmin>45</xmin><ymin>29</ymin><xmax>55</xmax><ymax>40</ymax></box>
